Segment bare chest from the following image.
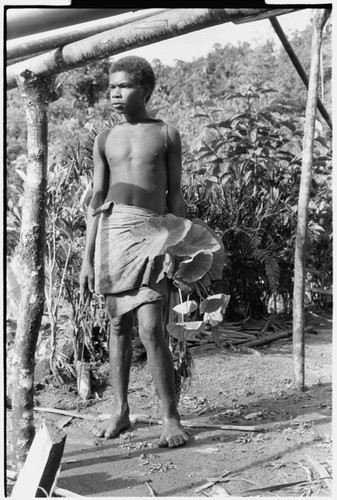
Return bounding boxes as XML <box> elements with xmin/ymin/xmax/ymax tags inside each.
<box><xmin>105</xmin><ymin>123</ymin><xmax>167</xmax><ymax>165</ymax></box>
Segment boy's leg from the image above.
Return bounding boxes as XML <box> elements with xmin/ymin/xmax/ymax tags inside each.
<box><xmin>137</xmin><ymin>300</ymin><xmax>189</xmax><ymax>448</ymax></box>
<box><xmin>92</xmin><ymin>307</ymin><xmax>134</xmax><ymax>438</ymax></box>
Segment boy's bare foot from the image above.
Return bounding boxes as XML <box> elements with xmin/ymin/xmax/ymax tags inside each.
<box><xmin>158</xmin><ymin>417</ymin><xmax>189</xmax><ymax>448</ymax></box>
<box><xmin>92</xmin><ymin>411</ymin><xmax>131</xmax><ymax>439</ymax></box>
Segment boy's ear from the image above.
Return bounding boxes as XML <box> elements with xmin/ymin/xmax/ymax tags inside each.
<box><xmin>143</xmin><ymin>84</ymin><xmax>152</xmax><ymax>102</ymax></box>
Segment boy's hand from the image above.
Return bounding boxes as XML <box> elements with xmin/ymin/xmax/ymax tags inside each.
<box><xmin>80</xmin><ymin>262</ymin><xmax>95</xmax><ymax>305</ymax></box>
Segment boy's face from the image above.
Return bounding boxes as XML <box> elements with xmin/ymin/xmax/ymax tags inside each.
<box><xmin>109</xmin><ymin>71</ymin><xmax>149</xmax><ymax>115</ymax></box>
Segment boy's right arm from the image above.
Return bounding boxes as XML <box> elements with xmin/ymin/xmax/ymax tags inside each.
<box><xmin>80</xmin><ymin>131</ymin><xmax>110</xmax><ymax>303</ymax></box>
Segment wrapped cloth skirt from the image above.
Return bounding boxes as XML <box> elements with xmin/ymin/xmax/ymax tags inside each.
<box><xmin>94</xmin><ymin>201</ymin><xmax>168</xmax><ymax>318</ymax></box>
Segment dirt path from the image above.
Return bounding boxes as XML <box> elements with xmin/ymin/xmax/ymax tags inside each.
<box><xmin>6</xmin><ymin>316</ymin><xmax>332</xmax><ymax>497</ymax></box>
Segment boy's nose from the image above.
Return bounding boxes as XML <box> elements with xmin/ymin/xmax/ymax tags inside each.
<box><xmin>111</xmin><ymin>88</ymin><xmax>121</xmax><ymax>98</ymax></box>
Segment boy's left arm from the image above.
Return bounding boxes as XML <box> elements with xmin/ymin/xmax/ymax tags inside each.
<box><xmin>166</xmin><ymin>125</ymin><xmax>185</xmax><ymax>218</ymax></box>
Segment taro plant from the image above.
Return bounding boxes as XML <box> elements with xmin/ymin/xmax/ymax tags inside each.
<box><xmin>130</xmin><ymin>213</ymin><xmax>227</xmax><ymax>393</ymax></box>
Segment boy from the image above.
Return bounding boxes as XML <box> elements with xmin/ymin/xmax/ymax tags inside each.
<box><xmin>79</xmin><ymin>56</ymin><xmax>189</xmax><ymax>448</ymax></box>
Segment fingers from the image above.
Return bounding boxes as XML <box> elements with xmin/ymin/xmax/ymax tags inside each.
<box><xmin>84</xmin><ymin>289</ymin><xmax>92</xmax><ymax>306</ymax></box>
<box><xmin>79</xmin><ymin>272</ymin><xmax>94</xmax><ymax>305</ymax></box>
<box><xmin>88</xmin><ymin>275</ymin><xmax>95</xmax><ymax>294</ymax></box>
<box><xmin>79</xmin><ymin>277</ymin><xmax>88</xmax><ymax>304</ymax></box>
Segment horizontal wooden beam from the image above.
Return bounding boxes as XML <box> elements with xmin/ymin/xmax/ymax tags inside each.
<box><xmin>7</xmin><ymin>9</ymin><xmax>170</xmax><ymax>61</ymax></box>
<box><xmin>6</xmin><ymin>8</ymin><xmax>136</xmax><ymax>39</ymax></box>
<box><xmin>6</xmin><ymin>8</ymin><xmax>297</xmax><ymax>91</ymax></box>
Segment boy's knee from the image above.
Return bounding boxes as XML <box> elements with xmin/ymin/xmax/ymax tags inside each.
<box><xmin>138</xmin><ymin>318</ymin><xmax>162</xmax><ymax>345</ymax></box>
<box><xmin>110</xmin><ymin>312</ymin><xmax>134</xmax><ymax>335</ymax></box>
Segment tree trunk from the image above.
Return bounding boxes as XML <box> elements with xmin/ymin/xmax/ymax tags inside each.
<box><xmin>11</xmin><ymin>71</ymin><xmax>59</xmax><ymax>470</ymax></box>
<box><xmin>6</xmin><ymin>8</ymin><xmax>294</xmax><ymax>90</ymax></box>
<box><xmin>292</xmin><ymin>9</ymin><xmax>330</xmax><ymax>391</ymax></box>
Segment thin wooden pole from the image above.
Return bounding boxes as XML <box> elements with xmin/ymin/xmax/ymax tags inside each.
<box><xmin>11</xmin><ymin>71</ymin><xmax>61</xmax><ymax>470</ymax></box>
<box><xmin>292</xmin><ymin>9</ymin><xmax>330</xmax><ymax>391</ymax></box>
<box><xmin>269</xmin><ymin>15</ymin><xmax>332</xmax><ymax>130</ymax></box>
<box><xmin>7</xmin><ymin>9</ymin><xmax>170</xmax><ymax>61</ymax></box>
<box><xmin>6</xmin><ymin>8</ymin><xmax>295</xmax><ymax>91</ymax></box>
<box><xmin>6</xmin><ymin>8</ymin><xmax>133</xmax><ymax>39</ymax></box>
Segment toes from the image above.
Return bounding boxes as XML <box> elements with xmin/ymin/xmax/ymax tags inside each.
<box><xmin>158</xmin><ymin>438</ymin><xmax>169</xmax><ymax>448</ymax></box>
<box><xmin>104</xmin><ymin>429</ymin><xmax>118</xmax><ymax>439</ymax></box>
<box><xmin>93</xmin><ymin>426</ymin><xmax>117</xmax><ymax>439</ymax></box>
<box><xmin>92</xmin><ymin>426</ymin><xmax>104</xmax><ymax>437</ymax></box>
<box><xmin>159</xmin><ymin>434</ymin><xmax>188</xmax><ymax>448</ymax></box>
<box><xmin>168</xmin><ymin>436</ymin><xmax>187</xmax><ymax>448</ymax></box>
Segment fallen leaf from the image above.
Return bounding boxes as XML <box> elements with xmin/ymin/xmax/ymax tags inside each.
<box><xmin>194</xmin><ymin>470</ymin><xmax>232</xmax><ymax>494</ymax></box>
<box><xmin>305</xmin><ymin>454</ymin><xmax>332</xmax><ymax>492</ymax></box>
<box><xmin>210</xmin><ymin>484</ymin><xmax>231</xmax><ymax>496</ymax></box>
<box><xmin>194</xmin><ymin>446</ymin><xmax>219</xmax><ymax>454</ymax></box>
<box><xmin>244</xmin><ymin>412</ymin><xmax>259</xmax><ymax>420</ymax></box>
<box><xmin>56</xmin><ymin>415</ymin><xmax>73</xmax><ymax>429</ymax></box>
<box><xmin>241</xmin><ymin>479</ymin><xmax>311</xmax><ymax>495</ymax></box>
<box><xmin>146</xmin><ymin>480</ymin><xmax>157</xmax><ymax>497</ymax></box>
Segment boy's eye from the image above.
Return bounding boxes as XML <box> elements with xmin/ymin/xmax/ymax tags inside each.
<box><xmin>110</xmin><ymin>84</ymin><xmax>131</xmax><ymax>90</ymax></box>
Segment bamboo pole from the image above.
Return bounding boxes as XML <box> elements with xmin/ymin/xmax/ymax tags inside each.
<box><xmin>7</xmin><ymin>9</ymin><xmax>170</xmax><ymax>61</ymax></box>
<box><xmin>6</xmin><ymin>8</ymin><xmax>295</xmax><ymax>91</ymax></box>
<box><xmin>269</xmin><ymin>15</ymin><xmax>332</xmax><ymax>130</ymax></box>
<box><xmin>11</xmin><ymin>71</ymin><xmax>61</xmax><ymax>470</ymax></box>
<box><xmin>292</xmin><ymin>9</ymin><xmax>330</xmax><ymax>391</ymax></box>
<box><xmin>6</xmin><ymin>8</ymin><xmax>134</xmax><ymax>39</ymax></box>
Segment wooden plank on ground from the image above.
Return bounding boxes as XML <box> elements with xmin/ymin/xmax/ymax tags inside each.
<box><xmin>11</xmin><ymin>421</ymin><xmax>66</xmax><ymax>498</ymax></box>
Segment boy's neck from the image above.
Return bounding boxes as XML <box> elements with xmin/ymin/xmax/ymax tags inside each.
<box><xmin>120</xmin><ymin>114</ymin><xmax>160</xmax><ymax>125</ymax></box>
<box><xmin>122</xmin><ymin>109</ymin><xmax>152</xmax><ymax>124</ymax></box>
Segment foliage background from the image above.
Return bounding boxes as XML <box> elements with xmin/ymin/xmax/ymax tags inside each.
<box><xmin>6</xmin><ymin>22</ymin><xmax>332</xmax><ymax>376</ymax></box>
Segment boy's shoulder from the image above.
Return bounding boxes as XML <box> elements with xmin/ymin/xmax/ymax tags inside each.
<box><xmin>95</xmin><ymin>128</ymin><xmax>112</xmax><ymax>154</ymax></box>
<box><xmin>96</xmin><ymin>127</ymin><xmax>112</xmax><ymax>140</ymax></box>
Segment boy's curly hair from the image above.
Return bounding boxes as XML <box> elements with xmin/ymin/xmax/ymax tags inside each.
<box><xmin>109</xmin><ymin>56</ymin><xmax>156</xmax><ymax>102</ymax></box>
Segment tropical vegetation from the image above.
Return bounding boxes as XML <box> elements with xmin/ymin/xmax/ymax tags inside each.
<box><xmin>6</xmin><ymin>22</ymin><xmax>332</xmax><ymax>391</ymax></box>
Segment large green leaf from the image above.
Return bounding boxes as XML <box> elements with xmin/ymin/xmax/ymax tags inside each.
<box><xmin>174</xmin><ymin>252</ymin><xmax>213</xmax><ymax>283</ymax></box>
<box><xmin>173</xmin><ymin>276</ymin><xmax>196</xmax><ymax>294</ymax></box>
<box><xmin>192</xmin><ymin>218</ymin><xmax>225</xmax><ymax>280</ymax></box>
<box><xmin>202</xmin><ymin>294</ymin><xmax>231</xmax><ymax>325</ymax></box>
<box><xmin>168</xmin><ymin>221</ymin><xmax>221</xmax><ymax>257</ymax></box>
<box><xmin>166</xmin><ymin>321</ymin><xmax>205</xmax><ymax>341</ymax></box>
<box><xmin>203</xmin><ymin>310</ymin><xmax>223</xmax><ymax>326</ymax></box>
<box><xmin>130</xmin><ymin>214</ymin><xmax>192</xmax><ymax>259</ymax></box>
<box><xmin>200</xmin><ymin>293</ymin><xmax>229</xmax><ymax>313</ymax></box>
<box><xmin>173</xmin><ymin>300</ymin><xmax>198</xmax><ymax>315</ymax></box>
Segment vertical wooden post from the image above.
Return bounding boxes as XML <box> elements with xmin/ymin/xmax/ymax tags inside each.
<box><xmin>292</xmin><ymin>9</ymin><xmax>330</xmax><ymax>391</ymax></box>
<box><xmin>11</xmin><ymin>70</ymin><xmax>60</xmax><ymax>470</ymax></box>
<box><xmin>269</xmin><ymin>15</ymin><xmax>332</xmax><ymax>130</ymax></box>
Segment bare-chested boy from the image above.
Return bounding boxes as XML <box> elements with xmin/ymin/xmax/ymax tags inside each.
<box><xmin>79</xmin><ymin>56</ymin><xmax>189</xmax><ymax>448</ymax></box>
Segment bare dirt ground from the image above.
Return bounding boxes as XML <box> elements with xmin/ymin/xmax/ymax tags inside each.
<box><xmin>6</xmin><ymin>312</ymin><xmax>333</xmax><ymax>498</ymax></box>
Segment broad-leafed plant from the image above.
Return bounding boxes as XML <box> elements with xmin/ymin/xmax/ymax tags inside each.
<box><xmin>130</xmin><ymin>212</ymin><xmax>228</xmax><ymax>396</ymax></box>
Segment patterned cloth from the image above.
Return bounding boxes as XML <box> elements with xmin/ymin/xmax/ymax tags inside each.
<box><xmin>94</xmin><ymin>201</ymin><xmax>168</xmax><ymax>317</ymax></box>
